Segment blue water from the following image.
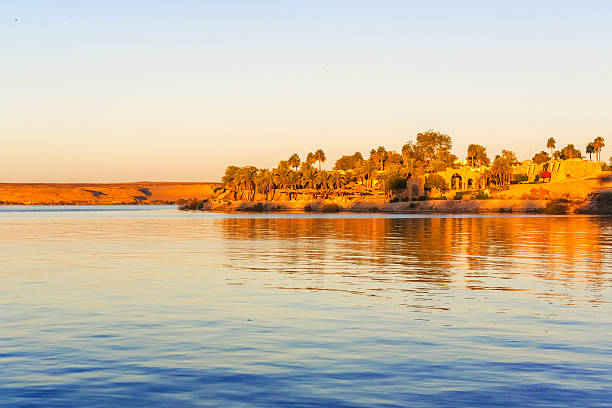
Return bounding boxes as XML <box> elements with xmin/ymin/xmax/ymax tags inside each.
<box><xmin>1</xmin><ymin>206</ymin><xmax>611</xmax><ymax>407</ymax></box>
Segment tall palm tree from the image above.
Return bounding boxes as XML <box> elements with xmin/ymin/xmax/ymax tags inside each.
<box><xmin>288</xmin><ymin>153</ymin><xmax>301</xmax><ymax>171</ymax></box>
<box><xmin>376</xmin><ymin>146</ymin><xmax>388</xmax><ymax>171</ymax></box>
<box><xmin>239</xmin><ymin>166</ymin><xmax>258</xmax><ymax>201</ymax></box>
<box><xmin>547</xmin><ymin>138</ymin><xmax>556</xmax><ymax>159</ymax></box>
<box><xmin>255</xmin><ymin>169</ymin><xmax>275</xmax><ymax>200</ymax></box>
<box><xmin>593</xmin><ymin>137</ymin><xmax>605</xmax><ymax>162</ymax></box>
<box><xmin>586</xmin><ymin>143</ymin><xmax>595</xmax><ymax>161</ymax></box>
<box><xmin>362</xmin><ymin>160</ymin><xmax>377</xmax><ymax>188</ymax></box>
<box><xmin>314</xmin><ymin>149</ymin><xmax>326</xmax><ymax>171</ymax></box>
<box><xmin>305</xmin><ymin>152</ymin><xmax>315</xmax><ymax>165</ymax></box>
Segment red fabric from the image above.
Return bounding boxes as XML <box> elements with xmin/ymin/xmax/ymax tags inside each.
<box><xmin>541</xmin><ymin>170</ymin><xmax>552</xmax><ymax>179</ymax></box>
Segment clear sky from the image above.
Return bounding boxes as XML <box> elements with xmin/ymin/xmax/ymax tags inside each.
<box><xmin>2</xmin><ymin>1</ymin><xmax>610</xmax><ymax>182</ymax></box>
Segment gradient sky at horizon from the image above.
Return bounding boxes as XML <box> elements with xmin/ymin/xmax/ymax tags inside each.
<box><xmin>2</xmin><ymin>1</ymin><xmax>611</xmax><ymax>182</ymax></box>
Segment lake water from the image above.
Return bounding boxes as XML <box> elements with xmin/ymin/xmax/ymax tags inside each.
<box><xmin>1</xmin><ymin>205</ymin><xmax>611</xmax><ymax>407</ymax></box>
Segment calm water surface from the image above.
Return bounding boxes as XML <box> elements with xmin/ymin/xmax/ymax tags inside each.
<box><xmin>1</xmin><ymin>205</ymin><xmax>611</xmax><ymax>407</ymax></box>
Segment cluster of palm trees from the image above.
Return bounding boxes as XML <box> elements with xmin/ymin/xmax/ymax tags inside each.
<box><xmin>221</xmin><ymin>152</ymin><xmax>404</xmax><ymax>201</ymax></box>
<box><xmin>218</xmin><ymin>131</ymin><xmax>608</xmax><ymax>201</ymax></box>
<box><xmin>545</xmin><ymin>137</ymin><xmax>605</xmax><ymax>162</ymax></box>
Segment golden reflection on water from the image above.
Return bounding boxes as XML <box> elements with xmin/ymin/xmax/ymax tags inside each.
<box><xmin>1</xmin><ymin>210</ymin><xmax>612</xmax><ymax>408</ymax></box>
<box><xmin>220</xmin><ymin>216</ymin><xmax>611</xmax><ymax>305</ymax></box>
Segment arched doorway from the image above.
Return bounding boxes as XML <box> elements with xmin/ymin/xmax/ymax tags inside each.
<box><xmin>451</xmin><ymin>174</ymin><xmax>463</xmax><ymax>190</ymax></box>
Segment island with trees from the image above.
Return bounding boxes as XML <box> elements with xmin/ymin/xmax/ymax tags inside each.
<box><xmin>187</xmin><ymin>130</ymin><xmax>612</xmax><ymax>214</ymax></box>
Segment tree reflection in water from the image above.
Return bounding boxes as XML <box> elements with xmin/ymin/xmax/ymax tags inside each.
<box><xmin>220</xmin><ymin>216</ymin><xmax>610</xmax><ymax>308</ymax></box>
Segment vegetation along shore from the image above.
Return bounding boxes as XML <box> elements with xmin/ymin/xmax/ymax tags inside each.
<box><xmin>184</xmin><ymin>130</ymin><xmax>612</xmax><ymax>214</ymax></box>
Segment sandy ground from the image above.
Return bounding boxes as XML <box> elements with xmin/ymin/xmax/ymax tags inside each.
<box><xmin>0</xmin><ymin>182</ymin><xmax>220</xmax><ymax>205</ymax></box>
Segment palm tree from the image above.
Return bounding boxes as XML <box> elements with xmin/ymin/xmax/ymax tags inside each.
<box><xmin>593</xmin><ymin>137</ymin><xmax>605</xmax><ymax>162</ymax></box>
<box><xmin>491</xmin><ymin>157</ymin><xmax>512</xmax><ymax>185</ymax></box>
<box><xmin>306</xmin><ymin>152</ymin><xmax>315</xmax><ymax>165</ymax></box>
<box><xmin>300</xmin><ymin>166</ymin><xmax>318</xmax><ymax>198</ymax></box>
<box><xmin>315</xmin><ymin>171</ymin><xmax>332</xmax><ymax>198</ymax></box>
<box><xmin>239</xmin><ymin>166</ymin><xmax>258</xmax><ymax>200</ymax></box>
<box><xmin>314</xmin><ymin>149</ymin><xmax>326</xmax><ymax>171</ymax></box>
<box><xmin>547</xmin><ymin>137</ymin><xmax>556</xmax><ymax>159</ymax></box>
<box><xmin>288</xmin><ymin>153</ymin><xmax>301</xmax><ymax>171</ymax></box>
<box><xmin>586</xmin><ymin>143</ymin><xmax>595</xmax><ymax>161</ymax></box>
<box><xmin>273</xmin><ymin>165</ymin><xmax>291</xmax><ymax>190</ymax></box>
<box><xmin>255</xmin><ymin>169</ymin><xmax>275</xmax><ymax>200</ymax></box>
<box><xmin>362</xmin><ymin>160</ymin><xmax>377</xmax><ymax>188</ymax></box>
<box><xmin>330</xmin><ymin>171</ymin><xmax>346</xmax><ymax>190</ymax></box>
<box><xmin>376</xmin><ymin>146</ymin><xmax>388</xmax><ymax>171</ymax></box>
<box><xmin>222</xmin><ymin>166</ymin><xmax>240</xmax><ymax>199</ymax></box>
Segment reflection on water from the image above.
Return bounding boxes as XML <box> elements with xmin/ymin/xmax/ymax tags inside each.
<box><xmin>221</xmin><ymin>216</ymin><xmax>610</xmax><ymax>307</ymax></box>
<box><xmin>0</xmin><ymin>208</ymin><xmax>611</xmax><ymax>407</ymax></box>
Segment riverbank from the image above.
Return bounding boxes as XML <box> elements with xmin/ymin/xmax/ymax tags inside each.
<box><xmin>199</xmin><ymin>195</ymin><xmax>611</xmax><ymax>214</ymax></box>
<box><xmin>0</xmin><ymin>182</ymin><xmax>220</xmax><ymax>205</ymax></box>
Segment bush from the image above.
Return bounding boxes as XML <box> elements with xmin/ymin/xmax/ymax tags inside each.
<box><xmin>387</xmin><ymin>176</ymin><xmax>407</xmax><ymax>192</ymax></box>
<box><xmin>250</xmin><ymin>203</ymin><xmax>265</xmax><ymax>212</ymax></box>
<box><xmin>409</xmin><ymin>203</ymin><xmax>417</xmax><ymax>209</ymax></box>
<box><xmin>304</xmin><ymin>204</ymin><xmax>314</xmax><ymax>212</ymax></box>
<box><xmin>546</xmin><ymin>200</ymin><xmax>568</xmax><ymax>214</ymax></box>
<box><xmin>513</xmin><ymin>174</ymin><xmax>529</xmax><ymax>183</ymax></box>
<box><xmin>321</xmin><ymin>203</ymin><xmax>340</xmax><ymax>213</ymax></box>
<box><xmin>179</xmin><ymin>198</ymin><xmax>207</xmax><ymax>210</ymax></box>
<box><xmin>425</xmin><ymin>174</ymin><xmax>448</xmax><ymax>192</ymax></box>
<box><xmin>474</xmin><ymin>193</ymin><xmax>490</xmax><ymax>200</ymax></box>
<box><xmin>389</xmin><ymin>197</ymin><xmax>400</xmax><ymax>203</ymax></box>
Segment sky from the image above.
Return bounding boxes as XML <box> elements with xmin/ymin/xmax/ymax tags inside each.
<box><xmin>1</xmin><ymin>1</ymin><xmax>611</xmax><ymax>182</ymax></box>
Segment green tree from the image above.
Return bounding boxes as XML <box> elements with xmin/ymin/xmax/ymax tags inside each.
<box><xmin>424</xmin><ymin>174</ymin><xmax>448</xmax><ymax>193</ymax></box>
<box><xmin>560</xmin><ymin>144</ymin><xmax>582</xmax><ymax>159</ymax></box>
<box><xmin>238</xmin><ymin>166</ymin><xmax>258</xmax><ymax>200</ymax></box>
<box><xmin>359</xmin><ymin>160</ymin><xmax>378</xmax><ymax>187</ymax></box>
<box><xmin>376</xmin><ymin>146</ymin><xmax>388</xmax><ymax>170</ymax></box>
<box><xmin>416</xmin><ymin>130</ymin><xmax>452</xmax><ymax>160</ymax></box>
<box><xmin>255</xmin><ymin>169</ymin><xmax>275</xmax><ymax>200</ymax></box>
<box><xmin>380</xmin><ymin>168</ymin><xmax>406</xmax><ymax>197</ymax></box>
<box><xmin>334</xmin><ymin>152</ymin><xmax>363</xmax><ymax>171</ymax></box>
<box><xmin>222</xmin><ymin>166</ymin><xmax>241</xmax><ymax>200</ymax></box>
<box><xmin>532</xmin><ymin>151</ymin><xmax>550</xmax><ymax>164</ymax></box>
<box><xmin>466</xmin><ymin>144</ymin><xmax>489</xmax><ymax>167</ymax></box>
<box><xmin>500</xmin><ymin>150</ymin><xmax>518</xmax><ymax>164</ymax></box>
<box><xmin>490</xmin><ymin>156</ymin><xmax>512</xmax><ymax>185</ymax></box>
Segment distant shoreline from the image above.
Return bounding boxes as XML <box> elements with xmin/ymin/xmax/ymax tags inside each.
<box><xmin>0</xmin><ymin>182</ymin><xmax>220</xmax><ymax>205</ymax></box>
